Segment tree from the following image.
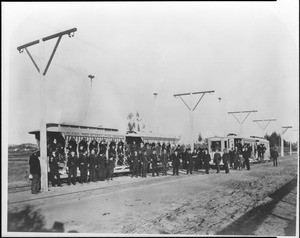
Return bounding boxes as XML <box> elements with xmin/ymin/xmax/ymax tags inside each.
<box><xmin>127</xmin><ymin>112</ymin><xmax>145</xmax><ymax>133</ymax></box>
<box><xmin>197</xmin><ymin>133</ymin><xmax>203</xmax><ymax>142</ymax></box>
<box><xmin>264</xmin><ymin>131</ymin><xmax>281</xmax><ymax>148</ymax></box>
<box><xmin>127</xmin><ymin>113</ymin><xmax>136</xmax><ymax>132</ymax></box>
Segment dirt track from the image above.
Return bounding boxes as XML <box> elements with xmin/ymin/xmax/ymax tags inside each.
<box><xmin>7</xmin><ymin>155</ymin><xmax>298</xmax><ymax>235</ymax></box>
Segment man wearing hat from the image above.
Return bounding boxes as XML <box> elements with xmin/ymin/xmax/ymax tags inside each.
<box><xmin>138</xmin><ymin>142</ymin><xmax>145</xmax><ymax>177</ymax></box>
<box><xmin>131</xmin><ymin>150</ymin><xmax>139</xmax><ymax>178</ymax></box>
<box><xmin>99</xmin><ymin>140</ymin><xmax>107</xmax><ymax>155</ymax></box>
<box><xmin>186</xmin><ymin>148</ymin><xmax>193</xmax><ymax>174</ymax></box>
<box><xmin>222</xmin><ymin>148</ymin><xmax>230</xmax><ymax>174</ymax></box>
<box><xmin>78</xmin><ymin>138</ymin><xmax>88</xmax><ymax>154</ymax></box>
<box><xmin>79</xmin><ymin>150</ymin><xmax>88</xmax><ymax>183</ymax></box>
<box><xmin>141</xmin><ymin>143</ymin><xmax>150</xmax><ymax>178</ymax></box>
<box><xmin>88</xmin><ymin>149</ymin><xmax>97</xmax><ymax>182</ymax></box>
<box><xmin>67</xmin><ymin>150</ymin><xmax>78</xmax><ymax>185</ymax></box>
<box><xmin>150</xmin><ymin>150</ymin><xmax>159</xmax><ymax>177</ymax></box>
<box><xmin>271</xmin><ymin>147</ymin><xmax>279</xmax><ymax>167</ymax></box>
<box><xmin>213</xmin><ymin>149</ymin><xmax>222</xmax><ymax>173</ymax></box>
<box><xmin>89</xmin><ymin>139</ymin><xmax>99</xmax><ymax>155</ymax></box>
<box><xmin>29</xmin><ymin>150</ymin><xmax>41</xmax><ymax>194</ymax></box>
<box><xmin>203</xmin><ymin>149</ymin><xmax>211</xmax><ymax>174</ymax></box>
<box><xmin>107</xmin><ymin>143</ymin><xmax>116</xmax><ymax>180</ymax></box>
<box><xmin>67</xmin><ymin>137</ymin><xmax>77</xmax><ymax>154</ymax></box>
<box><xmin>161</xmin><ymin>148</ymin><xmax>169</xmax><ymax>176</ymax></box>
<box><xmin>49</xmin><ymin>151</ymin><xmax>62</xmax><ymax>187</ymax></box>
<box><xmin>98</xmin><ymin>152</ymin><xmax>107</xmax><ymax>181</ymax></box>
<box><xmin>171</xmin><ymin>150</ymin><xmax>181</xmax><ymax>176</ymax></box>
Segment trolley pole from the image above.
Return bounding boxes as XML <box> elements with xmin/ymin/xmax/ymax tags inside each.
<box><xmin>17</xmin><ymin>28</ymin><xmax>77</xmax><ymax>192</ymax></box>
<box><xmin>228</xmin><ymin>110</ymin><xmax>258</xmax><ymax>136</ymax></box>
<box><xmin>281</xmin><ymin>126</ymin><xmax>292</xmax><ymax>157</ymax></box>
<box><xmin>174</xmin><ymin>90</ymin><xmax>215</xmax><ymax>151</ymax></box>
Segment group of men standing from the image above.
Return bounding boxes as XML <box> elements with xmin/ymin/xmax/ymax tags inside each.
<box><xmin>29</xmin><ymin>136</ymin><xmax>273</xmax><ymax>194</ymax></box>
<box><xmin>47</xmin><ymin>137</ymin><xmax>124</xmax><ymax>187</ymax></box>
<box><xmin>125</xmin><ymin>142</ymin><xmax>213</xmax><ymax>177</ymax></box>
<box><xmin>126</xmin><ymin>142</ymin><xmax>175</xmax><ymax>177</ymax></box>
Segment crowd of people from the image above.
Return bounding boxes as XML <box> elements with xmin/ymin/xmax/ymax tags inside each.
<box><xmin>28</xmin><ymin>137</ymin><xmax>274</xmax><ymax>194</ymax></box>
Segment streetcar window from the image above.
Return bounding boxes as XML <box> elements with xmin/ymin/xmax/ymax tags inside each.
<box><xmin>211</xmin><ymin>141</ymin><xmax>221</xmax><ymax>152</ymax></box>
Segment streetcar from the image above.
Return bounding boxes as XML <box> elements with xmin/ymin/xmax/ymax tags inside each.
<box><xmin>29</xmin><ymin>123</ymin><xmax>178</xmax><ymax>177</ymax></box>
<box><xmin>207</xmin><ymin>133</ymin><xmax>270</xmax><ymax>165</ymax></box>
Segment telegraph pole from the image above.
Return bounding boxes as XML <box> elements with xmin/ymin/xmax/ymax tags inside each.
<box><xmin>17</xmin><ymin>28</ymin><xmax>77</xmax><ymax>192</ymax></box>
<box><xmin>281</xmin><ymin>126</ymin><xmax>292</xmax><ymax>157</ymax></box>
<box><xmin>174</xmin><ymin>90</ymin><xmax>215</xmax><ymax>151</ymax></box>
<box><xmin>291</xmin><ymin>129</ymin><xmax>298</xmax><ymax>156</ymax></box>
<box><xmin>253</xmin><ymin>119</ymin><xmax>276</xmax><ymax>136</ymax></box>
<box><xmin>88</xmin><ymin>74</ymin><xmax>95</xmax><ymax>87</ymax></box>
<box><xmin>153</xmin><ymin>93</ymin><xmax>158</xmax><ymax>134</ymax></box>
<box><xmin>228</xmin><ymin>110</ymin><xmax>258</xmax><ymax>135</ymax></box>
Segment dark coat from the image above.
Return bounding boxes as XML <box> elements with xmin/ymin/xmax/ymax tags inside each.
<box><xmin>67</xmin><ymin>155</ymin><xmax>78</xmax><ymax>168</ymax></box>
<box><xmin>49</xmin><ymin>154</ymin><xmax>60</xmax><ymax>171</ymax></box>
<box><xmin>204</xmin><ymin>154</ymin><xmax>211</xmax><ymax>165</ymax></box>
<box><xmin>222</xmin><ymin>153</ymin><xmax>230</xmax><ymax>164</ymax></box>
<box><xmin>29</xmin><ymin>153</ymin><xmax>41</xmax><ymax>175</ymax></box>
<box><xmin>171</xmin><ymin>154</ymin><xmax>181</xmax><ymax>166</ymax></box>
<box><xmin>213</xmin><ymin>152</ymin><xmax>221</xmax><ymax>164</ymax></box>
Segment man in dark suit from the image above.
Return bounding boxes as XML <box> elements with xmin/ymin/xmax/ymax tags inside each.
<box><xmin>171</xmin><ymin>150</ymin><xmax>181</xmax><ymax>176</ymax></box>
<box><xmin>49</xmin><ymin>151</ymin><xmax>62</xmax><ymax>186</ymax></box>
<box><xmin>213</xmin><ymin>149</ymin><xmax>222</xmax><ymax>173</ymax></box>
<box><xmin>67</xmin><ymin>150</ymin><xmax>78</xmax><ymax>185</ymax></box>
<box><xmin>29</xmin><ymin>150</ymin><xmax>41</xmax><ymax>194</ymax></box>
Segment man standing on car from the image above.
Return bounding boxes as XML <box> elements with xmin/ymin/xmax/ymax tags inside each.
<box><xmin>29</xmin><ymin>150</ymin><xmax>41</xmax><ymax>194</ymax></box>
<box><xmin>213</xmin><ymin>149</ymin><xmax>222</xmax><ymax>173</ymax></box>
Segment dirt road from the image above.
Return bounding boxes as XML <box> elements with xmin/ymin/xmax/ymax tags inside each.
<box><xmin>7</xmin><ymin>155</ymin><xmax>298</xmax><ymax>235</ymax></box>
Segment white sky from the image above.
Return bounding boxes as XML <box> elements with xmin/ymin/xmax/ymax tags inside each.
<box><xmin>2</xmin><ymin>1</ymin><xmax>299</xmax><ymax>145</ymax></box>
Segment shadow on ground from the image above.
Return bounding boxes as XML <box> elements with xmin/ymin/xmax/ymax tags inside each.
<box><xmin>216</xmin><ymin>178</ymin><xmax>297</xmax><ymax>236</ymax></box>
<box><xmin>8</xmin><ymin>205</ymin><xmax>78</xmax><ymax>233</ymax></box>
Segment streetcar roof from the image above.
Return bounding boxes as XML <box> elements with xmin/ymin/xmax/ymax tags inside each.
<box><xmin>207</xmin><ymin>135</ymin><xmax>257</xmax><ymax>142</ymax></box>
<box><xmin>28</xmin><ymin>123</ymin><xmax>178</xmax><ymax>141</ymax></box>
<box><xmin>125</xmin><ymin>132</ymin><xmax>179</xmax><ymax>141</ymax></box>
<box><xmin>29</xmin><ymin>123</ymin><xmax>124</xmax><ymax>137</ymax></box>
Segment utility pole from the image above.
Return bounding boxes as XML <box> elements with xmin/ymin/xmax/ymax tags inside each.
<box><xmin>253</xmin><ymin>119</ymin><xmax>276</xmax><ymax>136</ymax></box>
<box><xmin>281</xmin><ymin>126</ymin><xmax>292</xmax><ymax>157</ymax></box>
<box><xmin>88</xmin><ymin>74</ymin><xmax>95</xmax><ymax>87</ymax></box>
<box><xmin>17</xmin><ymin>28</ymin><xmax>77</xmax><ymax>192</ymax></box>
<box><xmin>174</xmin><ymin>90</ymin><xmax>215</xmax><ymax>151</ymax></box>
<box><xmin>153</xmin><ymin>93</ymin><xmax>158</xmax><ymax>134</ymax></box>
<box><xmin>228</xmin><ymin>110</ymin><xmax>257</xmax><ymax>135</ymax></box>
<box><xmin>291</xmin><ymin>129</ymin><xmax>298</xmax><ymax>156</ymax></box>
